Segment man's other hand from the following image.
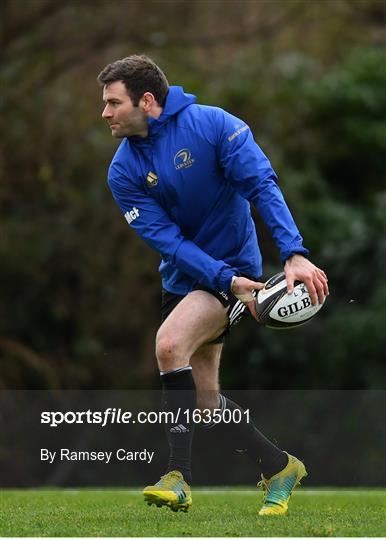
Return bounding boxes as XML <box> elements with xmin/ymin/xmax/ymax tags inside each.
<box><xmin>230</xmin><ymin>276</ymin><xmax>265</xmax><ymax>320</ymax></box>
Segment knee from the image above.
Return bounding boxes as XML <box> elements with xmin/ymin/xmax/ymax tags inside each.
<box><xmin>155</xmin><ymin>331</ymin><xmax>185</xmax><ymax>372</ymax></box>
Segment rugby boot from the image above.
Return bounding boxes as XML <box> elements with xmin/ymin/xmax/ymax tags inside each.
<box><xmin>143</xmin><ymin>470</ymin><xmax>192</xmax><ymax>512</ymax></box>
<box><xmin>258</xmin><ymin>452</ymin><xmax>307</xmax><ymax>516</ymax></box>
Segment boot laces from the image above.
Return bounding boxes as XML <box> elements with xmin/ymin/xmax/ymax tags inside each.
<box><xmin>257</xmin><ymin>475</ymin><xmax>269</xmax><ymax>503</ymax></box>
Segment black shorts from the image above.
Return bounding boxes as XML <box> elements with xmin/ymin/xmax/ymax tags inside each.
<box><xmin>160</xmin><ymin>284</ymin><xmax>253</xmax><ymax>344</ymax></box>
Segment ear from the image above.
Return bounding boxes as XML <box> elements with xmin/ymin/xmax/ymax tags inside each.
<box><xmin>140</xmin><ymin>92</ymin><xmax>156</xmax><ymax>112</ymax></box>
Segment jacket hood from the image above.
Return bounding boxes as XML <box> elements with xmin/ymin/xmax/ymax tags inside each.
<box><xmin>148</xmin><ymin>86</ymin><xmax>196</xmax><ymax>135</ymax></box>
<box><xmin>160</xmin><ymin>86</ymin><xmax>196</xmax><ymax>118</ymax></box>
<box><xmin>129</xmin><ymin>86</ymin><xmax>196</xmax><ymax>144</ymax></box>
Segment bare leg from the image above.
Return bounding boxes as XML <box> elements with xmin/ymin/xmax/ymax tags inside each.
<box><xmin>155</xmin><ymin>290</ymin><xmax>228</xmax><ymax>371</ymax></box>
<box><xmin>190</xmin><ymin>342</ymin><xmax>223</xmax><ymax>411</ymax></box>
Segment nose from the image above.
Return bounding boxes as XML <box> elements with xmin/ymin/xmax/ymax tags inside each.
<box><xmin>102</xmin><ymin>105</ymin><xmax>112</xmax><ymax>119</ymax></box>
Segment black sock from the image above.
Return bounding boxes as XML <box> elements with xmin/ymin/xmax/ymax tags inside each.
<box><xmin>160</xmin><ymin>366</ymin><xmax>196</xmax><ymax>483</ymax></box>
<box><xmin>202</xmin><ymin>395</ymin><xmax>288</xmax><ymax>479</ymax></box>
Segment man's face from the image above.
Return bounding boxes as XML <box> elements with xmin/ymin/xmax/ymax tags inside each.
<box><xmin>102</xmin><ymin>81</ymin><xmax>148</xmax><ymax>138</ymax></box>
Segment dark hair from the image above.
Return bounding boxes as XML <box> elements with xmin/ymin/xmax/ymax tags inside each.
<box><xmin>97</xmin><ymin>54</ymin><xmax>169</xmax><ymax>106</ymax></box>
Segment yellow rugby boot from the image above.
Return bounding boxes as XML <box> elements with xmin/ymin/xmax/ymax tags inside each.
<box><xmin>258</xmin><ymin>453</ymin><xmax>307</xmax><ymax>516</ymax></box>
<box><xmin>143</xmin><ymin>470</ymin><xmax>192</xmax><ymax>512</ymax></box>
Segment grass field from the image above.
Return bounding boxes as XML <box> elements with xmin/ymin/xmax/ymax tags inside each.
<box><xmin>0</xmin><ymin>489</ymin><xmax>385</xmax><ymax>537</ymax></box>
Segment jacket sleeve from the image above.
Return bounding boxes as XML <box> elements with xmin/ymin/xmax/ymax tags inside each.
<box><xmin>214</xmin><ymin>109</ymin><xmax>309</xmax><ymax>263</ymax></box>
<box><xmin>108</xmin><ymin>170</ymin><xmax>238</xmax><ymax>292</ymax></box>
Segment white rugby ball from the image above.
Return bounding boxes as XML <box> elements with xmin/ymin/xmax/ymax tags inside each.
<box><xmin>256</xmin><ymin>272</ymin><xmax>324</xmax><ymax>329</ymax></box>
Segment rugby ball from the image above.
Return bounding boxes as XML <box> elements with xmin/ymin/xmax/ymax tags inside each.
<box><xmin>256</xmin><ymin>272</ymin><xmax>324</xmax><ymax>329</ymax></box>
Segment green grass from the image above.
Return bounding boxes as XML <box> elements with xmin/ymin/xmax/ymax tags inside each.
<box><xmin>0</xmin><ymin>489</ymin><xmax>385</xmax><ymax>537</ymax></box>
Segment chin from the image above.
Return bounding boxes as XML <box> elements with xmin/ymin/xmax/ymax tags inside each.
<box><xmin>111</xmin><ymin>130</ymin><xmax>124</xmax><ymax>139</ymax></box>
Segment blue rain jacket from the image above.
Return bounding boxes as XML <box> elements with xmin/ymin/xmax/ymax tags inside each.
<box><xmin>108</xmin><ymin>86</ymin><xmax>308</xmax><ymax>295</ymax></box>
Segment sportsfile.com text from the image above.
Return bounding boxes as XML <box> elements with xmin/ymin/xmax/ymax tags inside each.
<box><xmin>41</xmin><ymin>408</ymin><xmax>251</xmax><ymax>427</ymax></box>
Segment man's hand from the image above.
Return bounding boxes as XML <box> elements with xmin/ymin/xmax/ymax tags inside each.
<box><xmin>230</xmin><ymin>276</ymin><xmax>265</xmax><ymax>320</ymax></box>
<box><xmin>284</xmin><ymin>254</ymin><xmax>329</xmax><ymax>306</ymax></box>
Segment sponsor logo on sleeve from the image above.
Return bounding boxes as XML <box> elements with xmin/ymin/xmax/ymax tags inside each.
<box><xmin>124</xmin><ymin>207</ymin><xmax>140</xmax><ymax>225</ymax></box>
<box><xmin>228</xmin><ymin>124</ymin><xmax>249</xmax><ymax>142</ymax></box>
<box><xmin>174</xmin><ymin>148</ymin><xmax>195</xmax><ymax>170</ymax></box>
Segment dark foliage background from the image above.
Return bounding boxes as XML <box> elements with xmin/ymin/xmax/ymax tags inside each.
<box><xmin>1</xmin><ymin>0</ymin><xmax>385</xmax><ymax>392</ymax></box>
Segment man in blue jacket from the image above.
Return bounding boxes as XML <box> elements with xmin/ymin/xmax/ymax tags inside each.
<box><xmin>98</xmin><ymin>55</ymin><xmax>328</xmax><ymax>516</ymax></box>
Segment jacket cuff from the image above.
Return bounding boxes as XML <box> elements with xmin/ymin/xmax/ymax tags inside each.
<box><xmin>281</xmin><ymin>246</ymin><xmax>309</xmax><ymax>264</ymax></box>
<box><xmin>216</xmin><ymin>267</ymin><xmax>239</xmax><ymax>293</ymax></box>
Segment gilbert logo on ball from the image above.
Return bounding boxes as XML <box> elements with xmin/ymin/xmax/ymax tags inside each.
<box><xmin>255</xmin><ymin>272</ymin><xmax>325</xmax><ymax>329</ymax></box>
